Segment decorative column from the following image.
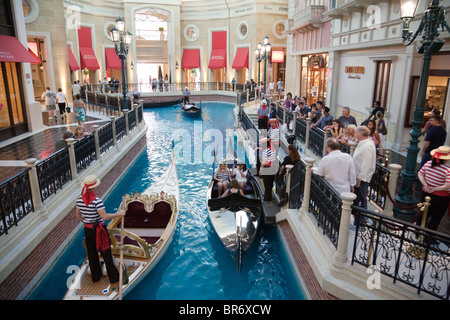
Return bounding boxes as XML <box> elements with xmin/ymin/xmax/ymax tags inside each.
<box><xmin>284</xmin><ymin>164</ymin><xmax>294</xmax><ymax>209</ymax></box>
<box><xmin>24</xmin><ymin>158</ymin><xmax>43</xmax><ymax>211</ymax></box>
<box><xmin>110</xmin><ymin>116</ymin><xmax>117</xmax><ymax>146</ymax></box>
<box><xmin>384</xmin><ymin>163</ymin><xmax>402</xmax><ymax>217</ymax></box>
<box><xmin>332</xmin><ymin>192</ymin><xmax>357</xmax><ymax>265</ymax></box>
<box><xmin>65</xmin><ymin>138</ymin><xmax>78</xmax><ymax>180</ymax></box>
<box><xmin>92</xmin><ymin>124</ymin><xmax>100</xmax><ymax>160</ymax></box>
<box><xmin>305</xmin><ymin>118</ymin><xmax>312</xmax><ymax>149</ymax></box>
<box><xmin>300</xmin><ymin>158</ymin><xmax>315</xmax><ymax>215</ymax></box>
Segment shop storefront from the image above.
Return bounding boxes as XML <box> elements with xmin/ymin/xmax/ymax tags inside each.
<box><xmin>0</xmin><ymin>0</ymin><xmax>35</xmax><ymax>142</ymax></box>
<box><xmin>300</xmin><ymin>53</ymin><xmax>328</xmax><ymax>105</ymax></box>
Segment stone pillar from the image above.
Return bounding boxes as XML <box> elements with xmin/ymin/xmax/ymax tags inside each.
<box><xmin>110</xmin><ymin>116</ymin><xmax>117</xmax><ymax>146</ymax></box>
<box><xmin>292</xmin><ymin>112</ymin><xmax>297</xmax><ymax>134</ymax></box>
<box><xmin>92</xmin><ymin>124</ymin><xmax>100</xmax><ymax>160</ymax></box>
<box><xmin>65</xmin><ymin>138</ymin><xmax>78</xmax><ymax>180</ymax></box>
<box><xmin>384</xmin><ymin>163</ymin><xmax>402</xmax><ymax>217</ymax></box>
<box><xmin>284</xmin><ymin>164</ymin><xmax>294</xmax><ymax>209</ymax></box>
<box><xmin>300</xmin><ymin>158</ymin><xmax>315</xmax><ymax>215</ymax></box>
<box><xmin>24</xmin><ymin>158</ymin><xmax>43</xmax><ymax>211</ymax></box>
<box><xmin>123</xmin><ymin>109</ymin><xmax>129</xmax><ymax>136</ymax></box>
<box><xmin>349</xmin><ymin>141</ymin><xmax>358</xmax><ymax>156</ymax></box>
<box><xmin>332</xmin><ymin>192</ymin><xmax>357</xmax><ymax>265</ymax></box>
<box><xmin>323</xmin><ymin>129</ymin><xmax>329</xmax><ymax>157</ymax></box>
<box><xmin>305</xmin><ymin>118</ymin><xmax>312</xmax><ymax>149</ymax></box>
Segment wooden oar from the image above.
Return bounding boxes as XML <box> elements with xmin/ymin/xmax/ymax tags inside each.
<box><xmin>118</xmin><ymin>196</ymin><xmax>125</xmax><ymax>300</ymax></box>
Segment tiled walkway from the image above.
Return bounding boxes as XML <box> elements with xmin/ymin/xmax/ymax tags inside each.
<box><xmin>0</xmin><ymin>110</ymin><xmax>110</xmax><ymax>183</ymax></box>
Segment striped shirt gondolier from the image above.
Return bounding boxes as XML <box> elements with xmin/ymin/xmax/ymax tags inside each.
<box><xmin>419</xmin><ymin>161</ymin><xmax>450</xmax><ymax>196</ymax></box>
<box><xmin>76</xmin><ymin>196</ymin><xmax>105</xmax><ymax>224</ymax></box>
<box><xmin>262</xmin><ymin>146</ymin><xmax>276</xmax><ymax>167</ymax></box>
<box><xmin>269</xmin><ymin>127</ymin><xmax>280</xmax><ymax>146</ymax></box>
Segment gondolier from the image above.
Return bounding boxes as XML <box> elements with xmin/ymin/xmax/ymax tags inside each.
<box><xmin>75</xmin><ymin>175</ymin><xmax>126</xmax><ymax>284</ymax></box>
<box><xmin>257</xmin><ymin>100</ymin><xmax>269</xmax><ymax>130</ymax></box>
<box><xmin>259</xmin><ymin>138</ymin><xmax>277</xmax><ymax>202</ymax></box>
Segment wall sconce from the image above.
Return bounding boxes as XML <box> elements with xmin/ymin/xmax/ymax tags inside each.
<box><xmin>130</xmin><ymin>61</ymin><xmax>134</xmax><ymax>70</ymax></box>
<box><xmin>175</xmin><ymin>61</ymin><xmax>179</xmax><ymax>70</ymax></box>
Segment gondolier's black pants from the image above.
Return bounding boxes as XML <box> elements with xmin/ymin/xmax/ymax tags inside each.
<box><xmin>262</xmin><ymin>172</ymin><xmax>275</xmax><ymax>202</ymax></box>
<box><xmin>84</xmin><ymin>224</ymin><xmax>119</xmax><ymax>283</ymax></box>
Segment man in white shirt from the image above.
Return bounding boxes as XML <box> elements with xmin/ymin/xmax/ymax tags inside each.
<box><xmin>312</xmin><ymin>138</ymin><xmax>356</xmax><ymax>195</ymax></box>
<box><xmin>72</xmin><ymin>81</ymin><xmax>81</xmax><ymax>99</ymax></box>
<box><xmin>352</xmin><ymin>126</ymin><xmax>376</xmax><ymax>209</ymax></box>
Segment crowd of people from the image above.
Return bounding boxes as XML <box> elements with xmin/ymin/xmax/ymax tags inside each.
<box><xmin>254</xmin><ymin>94</ymin><xmax>449</xmax><ymax>234</ymax></box>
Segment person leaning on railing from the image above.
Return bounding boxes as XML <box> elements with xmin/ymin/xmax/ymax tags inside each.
<box><xmin>418</xmin><ymin>146</ymin><xmax>450</xmax><ymax>231</ymax></box>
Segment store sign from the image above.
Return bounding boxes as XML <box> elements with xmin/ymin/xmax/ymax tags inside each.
<box><xmin>345</xmin><ymin>66</ymin><xmax>365</xmax><ymax>79</ymax></box>
<box><xmin>272</xmin><ymin>50</ymin><xmax>284</xmax><ymax>63</ymax></box>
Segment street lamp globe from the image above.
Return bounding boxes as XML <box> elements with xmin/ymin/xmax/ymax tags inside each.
<box><xmin>115</xmin><ymin>16</ymin><xmax>125</xmax><ymax>32</ymax></box>
<box><xmin>400</xmin><ymin>0</ymin><xmax>420</xmax><ymax>19</ymax></box>
<box><xmin>110</xmin><ymin>27</ymin><xmax>120</xmax><ymax>43</ymax></box>
<box><xmin>124</xmin><ymin>31</ymin><xmax>132</xmax><ymax>45</ymax></box>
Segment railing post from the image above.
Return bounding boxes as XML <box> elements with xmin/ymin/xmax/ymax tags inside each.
<box><xmin>323</xmin><ymin>129</ymin><xmax>329</xmax><ymax>156</ymax></box>
<box><xmin>300</xmin><ymin>158</ymin><xmax>315</xmax><ymax>215</ymax></box>
<box><xmin>384</xmin><ymin>163</ymin><xmax>402</xmax><ymax>217</ymax></box>
<box><xmin>110</xmin><ymin>116</ymin><xmax>117</xmax><ymax>146</ymax></box>
<box><xmin>349</xmin><ymin>141</ymin><xmax>358</xmax><ymax>156</ymax></box>
<box><xmin>305</xmin><ymin>118</ymin><xmax>312</xmax><ymax>149</ymax></box>
<box><xmin>284</xmin><ymin>164</ymin><xmax>294</xmax><ymax>209</ymax></box>
<box><xmin>283</xmin><ymin>107</ymin><xmax>286</xmax><ymax>124</ymax></box>
<box><xmin>123</xmin><ymin>109</ymin><xmax>129</xmax><ymax>136</ymax></box>
<box><xmin>24</xmin><ymin>158</ymin><xmax>43</xmax><ymax>211</ymax></box>
<box><xmin>92</xmin><ymin>124</ymin><xmax>101</xmax><ymax>160</ymax></box>
<box><xmin>292</xmin><ymin>112</ymin><xmax>297</xmax><ymax>134</ymax></box>
<box><xmin>65</xmin><ymin>138</ymin><xmax>78</xmax><ymax>180</ymax></box>
<box><xmin>332</xmin><ymin>192</ymin><xmax>357</xmax><ymax>265</ymax></box>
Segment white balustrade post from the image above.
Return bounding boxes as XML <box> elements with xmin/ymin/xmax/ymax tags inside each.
<box><xmin>24</xmin><ymin>158</ymin><xmax>43</xmax><ymax>211</ymax></box>
<box><xmin>123</xmin><ymin>109</ymin><xmax>129</xmax><ymax>136</ymax></box>
<box><xmin>92</xmin><ymin>124</ymin><xmax>100</xmax><ymax>160</ymax></box>
<box><xmin>110</xmin><ymin>116</ymin><xmax>117</xmax><ymax>146</ymax></box>
<box><xmin>65</xmin><ymin>138</ymin><xmax>78</xmax><ymax>180</ymax></box>
<box><xmin>384</xmin><ymin>164</ymin><xmax>402</xmax><ymax>217</ymax></box>
<box><xmin>332</xmin><ymin>192</ymin><xmax>357</xmax><ymax>265</ymax></box>
<box><xmin>323</xmin><ymin>129</ymin><xmax>329</xmax><ymax>156</ymax></box>
<box><xmin>305</xmin><ymin>118</ymin><xmax>312</xmax><ymax>149</ymax></box>
<box><xmin>284</xmin><ymin>164</ymin><xmax>294</xmax><ymax>209</ymax></box>
<box><xmin>349</xmin><ymin>141</ymin><xmax>358</xmax><ymax>156</ymax></box>
<box><xmin>292</xmin><ymin>112</ymin><xmax>297</xmax><ymax>134</ymax></box>
<box><xmin>300</xmin><ymin>158</ymin><xmax>315</xmax><ymax>215</ymax></box>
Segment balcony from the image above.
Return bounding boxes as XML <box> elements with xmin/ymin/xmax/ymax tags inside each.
<box><xmin>289</xmin><ymin>5</ymin><xmax>325</xmax><ymax>33</ymax></box>
<box><xmin>324</xmin><ymin>0</ymin><xmax>388</xmax><ymax>19</ymax></box>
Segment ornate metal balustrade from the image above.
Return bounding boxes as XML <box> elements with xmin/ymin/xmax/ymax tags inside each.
<box><xmin>74</xmin><ymin>135</ymin><xmax>97</xmax><ymax>173</ymax></box>
<box><xmin>294</xmin><ymin>118</ymin><xmax>307</xmax><ymax>143</ymax></box>
<box><xmin>351</xmin><ymin>205</ymin><xmax>450</xmax><ymax>300</ymax></box>
<box><xmin>368</xmin><ymin>163</ymin><xmax>390</xmax><ymax>210</ymax></box>
<box><xmin>36</xmin><ymin>147</ymin><xmax>72</xmax><ymax>202</ymax></box>
<box><xmin>308</xmin><ymin>126</ymin><xmax>325</xmax><ymax>157</ymax></box>
<box><xmin>0</xmin><ymin>170</ymin><xmax>33</xmax><ymax>236</ymax></box>
<box><xmin>98</xmin><ymin>122</ymin><xmax>114</xmax><ymax>154</ymax></box>
<box><xmin>309</xmin><ymin>173</ymin><xmax>342</xmax><ymax>247</ymax></box>
<box><xmin>115</xmin><ymin>116</ymin><xmax>126</xmax><ymax>141</ymax></box>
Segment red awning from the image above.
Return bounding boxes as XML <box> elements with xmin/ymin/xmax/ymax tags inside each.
<box><xmin>105</xmin><ymin>48</ymin><xmax>121</xmax><ymax>70</ymax></box>
<box><xmin>67</xmin><ymin>45</ymin><xmax>79</xmax><ymax>71</ymax></box>
<box><xmin>79</xmin><ymin>47</ymin><xmax>100</xmax><ymax>70</ymax></box>
<box><xmin>28</xmin><ymin>48</ymin><xmax>42</xmax><ymax>65</ymax></box>
<box><xmin>0</xmin><ymin>35</ymin><xmax>38</xmax><ymax>63</ymax></box>
<box><xmin>209</xmin><ymin>31</ymin><xmax>227</xmax><ymax>69</ymax></box>
<box><xmin>232</xmin><ymin>47</ymin><xmax>249</xmax><ymax>70</ymax></box>
<box><xmin>182</xmin><ymin>49</ymin><xmax>200</xmax><ymax>69</ymax></box>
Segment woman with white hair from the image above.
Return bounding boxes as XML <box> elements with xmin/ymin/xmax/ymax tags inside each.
<box><xmin>214</xmin><ymin>161</ymin><xmax>230</xmax><ymax>197</ymax></box>
<box><xmin>418</xmin><ymin>146</ymin><xmax>450</xmax><ymax>230</ymax></box>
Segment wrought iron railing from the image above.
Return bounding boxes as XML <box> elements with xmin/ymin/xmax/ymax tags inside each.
<box><xmin>0</xmin><ymin>170</ymin><xmax>33</xmax><ymax>236</ymax></box>
<box><xmin>74</xmin><ymin>134</ymin><xmax>97</xmax><ymax>173</ymax></box>
<box><xmin>36</xmin><ymin>147</ymin><xmax>72</xmax><ymax>202</ymax></box>
<box><xmin>308</xmin><ymin>126</ymin><xmax>325</xmax><ymax>157</ymax></box>
<box><xmin>351</xmin><ymin>205</ymin><xmax>450</xmax><ymax>300</ymax></box>
<box><xmin>309</xmin><ymin>173</ymin><xmax>342</xmax><ymax>247</ymax></box>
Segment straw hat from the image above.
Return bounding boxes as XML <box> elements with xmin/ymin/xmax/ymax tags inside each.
<box><xmin>430</xmin><ymin>146</ymin><xmax>450</xmax><ymax>160</ymax></box>
<box><xmin>81</xmin><ymin>175</ymin><xmax>101</xmax><ymax>189</ymax></box>
<box><xmin>269</xmin><ymin>118</ymin><xmax>278</xmax><ymax>123</ymax></box>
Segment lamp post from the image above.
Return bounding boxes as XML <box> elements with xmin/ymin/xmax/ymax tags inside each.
<box><xmin>394</xmin><ymin>0</ymin><xmax>450</xmax><ymax>220</ymax></box>
<box><xmin>255</xmin><ymin>36</ymin><xmax>271</xmax><ymax>95</ymax></box>
<box><xmin>110</xmin><ymin>17</ymin><xmax>132</xmax><ymax>112</ymax></box>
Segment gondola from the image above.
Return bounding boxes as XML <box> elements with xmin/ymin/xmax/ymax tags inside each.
<box><xmin>206</xmin><ymin>162</ymin><xmax>264</xmax><ymax>272</ymax></box>
<box><xmin>64</xmin><ymin>153</ymin><xmax>179</xmax><ymax>300</ymax></box>
<box><xmin>181</xmin><ymin>103</ymin><xmax>202</xmax><ymax>118</ymax></box>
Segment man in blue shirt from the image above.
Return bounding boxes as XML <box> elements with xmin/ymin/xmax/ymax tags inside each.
<box><xmin>312</xmin><ymin>106</ymin><xmax>333</xmax><ymax>130</ymax></box>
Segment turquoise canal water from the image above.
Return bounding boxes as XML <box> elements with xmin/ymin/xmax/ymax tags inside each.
<box><xmin>28</xmin><ymin>102</ymin><xmax>305</xmax><ymax>300</ymax></box>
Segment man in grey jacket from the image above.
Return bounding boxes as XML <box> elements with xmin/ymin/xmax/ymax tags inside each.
<box><xmin>41</xmin><ymin>87</ymin><xmax>57</xmax><ymax>120</ymax></box>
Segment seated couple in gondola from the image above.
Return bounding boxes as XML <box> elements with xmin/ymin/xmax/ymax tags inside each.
<box><xmin>213</xmin><ymin>161</ymin><xmax>250</xmax><ymax>197</ymax></box>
